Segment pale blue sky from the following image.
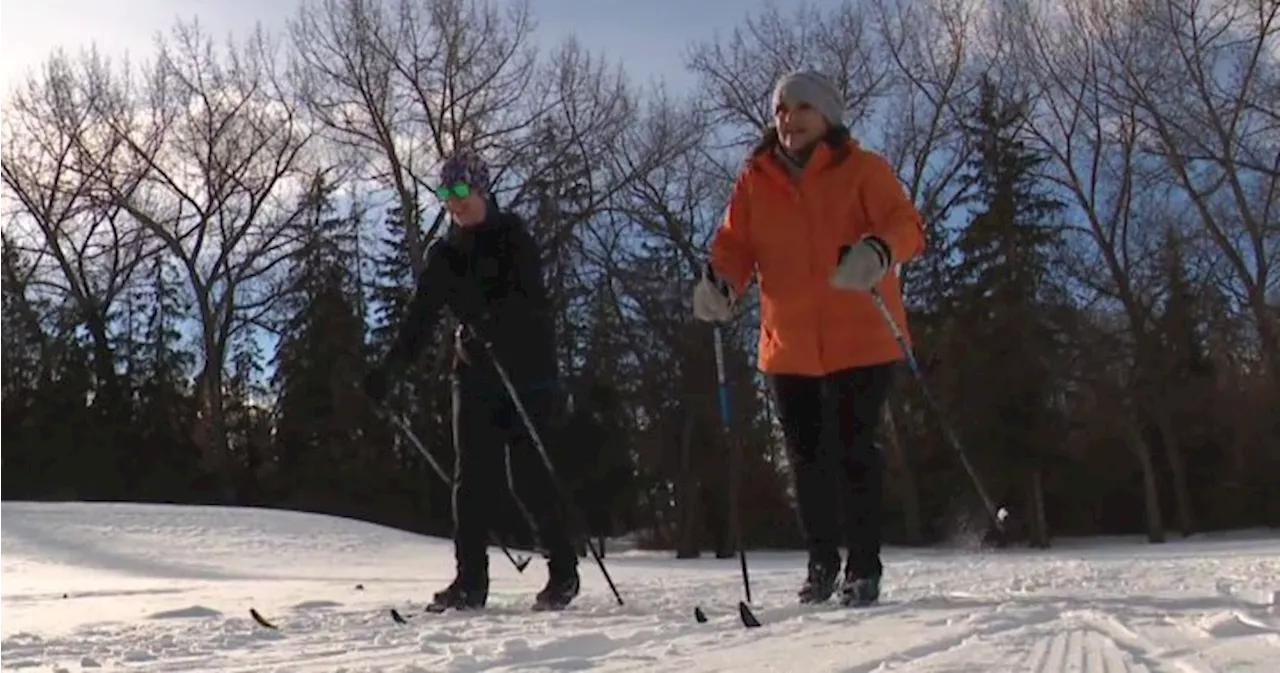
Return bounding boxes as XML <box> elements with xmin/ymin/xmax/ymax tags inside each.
<box><xmin>0</xmin><ymin>0</ymin><xmax>833</xmax><ymax>375</ymax></box>
<box><xmin>0</xmin><ymin>0</ymin><xmax>827</xmax><ymax>106</ymax></box>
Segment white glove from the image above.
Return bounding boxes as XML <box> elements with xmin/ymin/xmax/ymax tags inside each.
<box><xmin>830</xmin><ymin>237</ymin><xmax>890</xmax><ymax>291</ymax></box>
<box><xmin>692</xmin><ymin>263</ymin><xmax>735</xmax><ymax>323</ymax></box>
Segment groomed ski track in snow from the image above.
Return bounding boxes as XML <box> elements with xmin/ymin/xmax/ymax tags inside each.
<box><xmin>2</xmin><ymin>502</ymin><xmax>1277</xmax><ymax>672</ymax></box>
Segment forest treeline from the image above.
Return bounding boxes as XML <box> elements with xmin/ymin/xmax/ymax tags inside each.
<box><xmin>3</xmin><ymin>0</ymin><xmax>1276</xmax><ymax>554</ymax></box>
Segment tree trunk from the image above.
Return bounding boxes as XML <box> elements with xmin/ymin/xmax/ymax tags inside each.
<box><xmin>1155</xmin><ymin>409</ymin><xmax>1195</xmax><ymax>537</ymax></box>
<box><xmin>675</xmin><ymin>409</ymin><xmax>700</xmax><ymax>558</ymax></box>
<box><xmin>1123</xmin><ymin>417</ymin><xmax>1165</xmax><ymax>543</ymax></box>
<box><xmin>1028</xmin><ymin>468</ymin><xmax>1050</xmax><ymax>548</ymax></box>
<box><xmin>1243</xmin><ymin>279</ymin><xmax>1280</xmax><ymax>393</ymax></box>
<box><xmin>85</xmin><ymin>313</ymin><xmax>121</xmax><ymax>404</ymax></box>
<box><xmin>882</xmin><ymin>405</ymin><xmax>924</xmax><ymax>545</ymax></box>
<box><xmin>194</xmin><ymin>332</ymin><xmax>237</xmax><ymax>505</ymax></box>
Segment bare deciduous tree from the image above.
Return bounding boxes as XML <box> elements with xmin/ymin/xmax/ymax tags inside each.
<box><xmin>870</xmin><ymin>0</ymin><xmax>994</xmax><ymax>543</ymax></box>
<box><xmin>1003</xmin><ymin>0</ymin><xmax>1262</xmax><ymax>538</ymax></box>
<box><xmin>290</xmin><ymin>0</ymin><xmax>543</xmax><ymax>272</ymax></box>
<box><xmin>685</xmin><ymin>1</ymin><xmax>894</xmax><ymax>150</ymax></box>
<box><xmin>874</xmin><ymin>0</ymin><xmax>983</xmax><ymax>228</ymax></box>
<box><xmin>1002</xmin><ymin>0</ymin><xmax>1169</xmax><ymax>538</ymax></box>
<box><xmin>1103</xmin><ymin>0</ymin><xmax>1279</xmax><ymax>381</ymax></box>
<box><xmin>85</xmin><ymin>21</ymin><xmax>322</xmax><ymax>498</ymax></box>
<box><xmin>585</xmin><ymin>88</ymin><xmax>782</xmax><ymax>554</ymax></box>
<box><xmin>506</xmin><ymin>46</ymin><xmax>706</xmax><ymax>388</ymax></box>
<box><xmin>2</xmin><ymin>51</ymin><xmax>156</xmax><ymax>408</ymax></box>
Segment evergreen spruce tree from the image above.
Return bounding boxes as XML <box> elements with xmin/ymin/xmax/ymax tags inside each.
<box><xmin>563</xmin><ymin>281</ymin><xmax>638</xmax><ymax>553</ymax></box>
<box><xmin>223</xmin><ymin>333</ymin><xmax>271</xmax><ymax>503</ymax></box>
<box><xmin>950</xmin><ymin>75</ymin><xmax>1064</xmax><ymax>547</ymax></box>
<box><xmin>269</xmin><ymin>175</ymin><xmax>368</xmax><ymax>512</ymax></box>
<box><xmin>365</xmin><ymin>197</ymin><xmax>459</xmax><ymax>536</ymax></box>
<box><xmin>125</xmin><ymin>254</ymin><xmax>200</xmax><ymax>500</ymax></box>
<box><xmin>1149</xmin><ymin>229</ymin><xmax>1212</xmax><ymax>534</ymax></box>
<box><xmin>2</xmin><ymin>236</ymin><xmax>56</xmax><ymax>497</ymax></box>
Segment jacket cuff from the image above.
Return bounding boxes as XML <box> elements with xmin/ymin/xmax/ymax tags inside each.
<box><xmin>864</xmin><ymin>235</ymin><xmax>891</xmax><ymax>267</ymax></box>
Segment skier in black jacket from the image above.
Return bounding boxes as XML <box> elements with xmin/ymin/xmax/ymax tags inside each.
<box><xmin>362</xmin><ymin>150</ymin><xmax>580</xmax><ymax>611</ymax></box>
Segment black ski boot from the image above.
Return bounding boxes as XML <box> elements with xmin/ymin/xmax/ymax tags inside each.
<box><xmin>840</xmin><ymin>566</ymin><xmax>881</xmax><ymax>607</ymax></box>
<box><xmin>797</xmin><ymin>557</ymin><xmax>840</xmax><ymax>604</ymax></box>
<box><xmin>427</xmin><ymin>571</ymin><xmax>488</xmax><ymax>612</ymax></box>
<box><xmin>532</xmin><ymin>557</ymin><xmax>579</xmax><ymax>611</ymax></box>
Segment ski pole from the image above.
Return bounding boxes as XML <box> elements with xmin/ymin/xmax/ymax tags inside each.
<box><xmin>712</xmin><ymin>325</ymin><xmax>753</xmax><ymax>605</ymax></box>
<box><xmin>377</xmin><ymin>407</ymin><xmax>533</xmax><ymax>573</ymax></box>
<box><xmin>467</xmin><ymin>326</ymin><xmax>625</xmax><ymax>606</ymax></box>
<box><xmin>868</xmin><ymin>288</ymin><xmax>1009</xmax><ymax>531</ymax></box>
<box><xmin>711</xmin><ymin>324</ymin><xmax>762</xmax><ymax>628</ymax></box>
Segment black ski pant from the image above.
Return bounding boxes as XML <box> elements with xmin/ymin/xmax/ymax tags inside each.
<box><xmin>768</xmin><ymin>363</ymin><xmax>895</xmax><ymax>579</ymax></box>
<box><xmin>451</xmin><ymin>368</ymin><xmax>576</xmax><ymax>582</ymax></box>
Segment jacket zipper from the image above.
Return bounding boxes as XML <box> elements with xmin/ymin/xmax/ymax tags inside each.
<box><xmin>798</xmin><ymin>180</ymin><xmax>824</xmax><ymax>374</ymax></box>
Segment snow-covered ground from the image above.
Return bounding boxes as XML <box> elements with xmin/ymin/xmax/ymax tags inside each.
<box><xmin>2</xmin><ymin>501</ymin><xmax>1277</xmax><ymax>672</ymax></box>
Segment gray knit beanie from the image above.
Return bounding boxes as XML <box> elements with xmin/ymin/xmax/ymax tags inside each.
<box><xmin>771</xmin><ymin>69</ymin><xmax>843</xmax><ymax>126</ymax></box>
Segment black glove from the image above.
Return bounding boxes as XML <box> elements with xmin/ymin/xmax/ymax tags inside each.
<box><xmin>362</xmin><ymin>366</ymin><xmax>391</xmax><ymax>404</ymax></box>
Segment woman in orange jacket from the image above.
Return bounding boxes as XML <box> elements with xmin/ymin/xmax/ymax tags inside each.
<box><xmin>692</xmin><ymin>69</ymin><xmax>926</xmax><ymax>607</ymax></box>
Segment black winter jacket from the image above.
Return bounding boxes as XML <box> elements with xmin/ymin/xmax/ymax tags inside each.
<box><xmin>382</xmin><ymin>204</ymin><xmax>558</xmax><ymax>391</ymax></box>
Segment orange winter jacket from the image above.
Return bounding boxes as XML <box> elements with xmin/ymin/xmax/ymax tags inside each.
<box><xmin>709</xmin><ymin>130</ymin><xmax>926</xmax><ymax>376</ymax></box>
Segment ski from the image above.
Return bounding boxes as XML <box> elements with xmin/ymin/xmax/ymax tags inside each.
<box><xmin>247</xmin><ymin>605</ymin><xmax>431</xmax><ymax>628</ymax></box>
<box><xmin>696</xmin><ymin>603</ymin><xmax>752</xmax><ymax>629</ymax></box>
<box><xmin>255</xmin><ymin>592</ymin><xmax>597</xmax><ymax>630</ymax></box>
<box><xmin>388</xmin><ymin>604</ymin><xmax>452</xmax><ymax>621</ymax></box>
<box><xmin>387</xmin><ymin>601</ymin><xmax>565</xmax><ymax>621</ymax></box>
<box><xmin>248</xmin><ymin>608</ymin><xmax>279</xmax><ymax>629</ymax></box>
<box><xmin>695</xmin><ymin>597</ymin><xmax>898</xmax><ymax>628</ymax></box>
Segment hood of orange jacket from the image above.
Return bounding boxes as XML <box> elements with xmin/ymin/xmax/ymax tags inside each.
<box><xmin>709</xmin><ymin>128</ymin><xmax>926</xmax><ymax>376</ymax></box>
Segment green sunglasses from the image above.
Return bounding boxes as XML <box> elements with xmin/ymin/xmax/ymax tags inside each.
<box><xmin>435</xmin><ymin>183</ymin><xmax>472</xmax><ymax>200</ymax></box>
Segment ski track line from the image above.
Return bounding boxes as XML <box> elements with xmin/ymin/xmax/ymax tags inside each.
<box><xmin>1144</xmin><ymin>607</ymin><xmax>1280</xmax><ymax>673</ymax></box>
<box><xmin>384</xmin><ymin>588</ymin><xmax>962</xmax><ymax>670</ymax></box>
<box><xmin>0</xmin><ymin>593</ymin><xmax>975</xmax><ymax>673</ymax></box>
<box><xmin>452</xmin><ymin>600</ymin><xmax>977</xmax><ymax>673</ymax></box>
<box><xmin>0</xmin><ymin>589</ymin><xmax>1017</xmax><ymax>672</ymax></box>
<box><xmin>1023</xmin><ymin>628</ymin><xmax>1153</xmax><ymax>673</ymax></box>
<box><xmin>0</xmin><ymin>599</ymin><xmax>385</xmax><ymax>673</ymax></box>
<box><xmin>5</xmin><ymin>592</ymin><xmax>1273</xmax><ymax>672</ymax></box>
<box><xmin>1017</xmin><ymin>609</ymin><xmax>1214</xmax><ymax>673</ymax></box>
<box><xmin>828</xmin><ymin>601</ymin><xmax>1064</xmax><ymax>673</ymax></box>
<box><xmin>527</xmin><ymin>596</ymin><xmax>1071</xmax><ymax>673</ymax></box>
<box><xmin>0</xmin><ymin>596</ymin><xmax>701</xmax><ymax>673</ymax></box>
<box><xmin>392</xmin><ymin>592</ymin><xmax>899</xmax><ymax>673</ymax></box>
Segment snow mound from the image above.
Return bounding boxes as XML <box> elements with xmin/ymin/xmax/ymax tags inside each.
<box><xmin>1197</xmin><ymin>611</ymin><xmax>1279</xmax><ymax>639</ymax></box>
<box><xmin>146</xmin><ymin>605</ymin><xmax>223</xmax><ymax>620</ymax></box>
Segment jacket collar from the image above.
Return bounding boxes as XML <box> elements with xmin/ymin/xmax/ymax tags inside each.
<box><xmin>749</xmin><ymin>134</ymin><xmax>849</xmax><ymax>187</ymax></box>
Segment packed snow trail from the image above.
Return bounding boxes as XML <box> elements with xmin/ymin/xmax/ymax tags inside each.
<box><xmin>2</xmin><ymin>502</ymin><xmax>1277</xmax><ymax>672</ymax></box>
